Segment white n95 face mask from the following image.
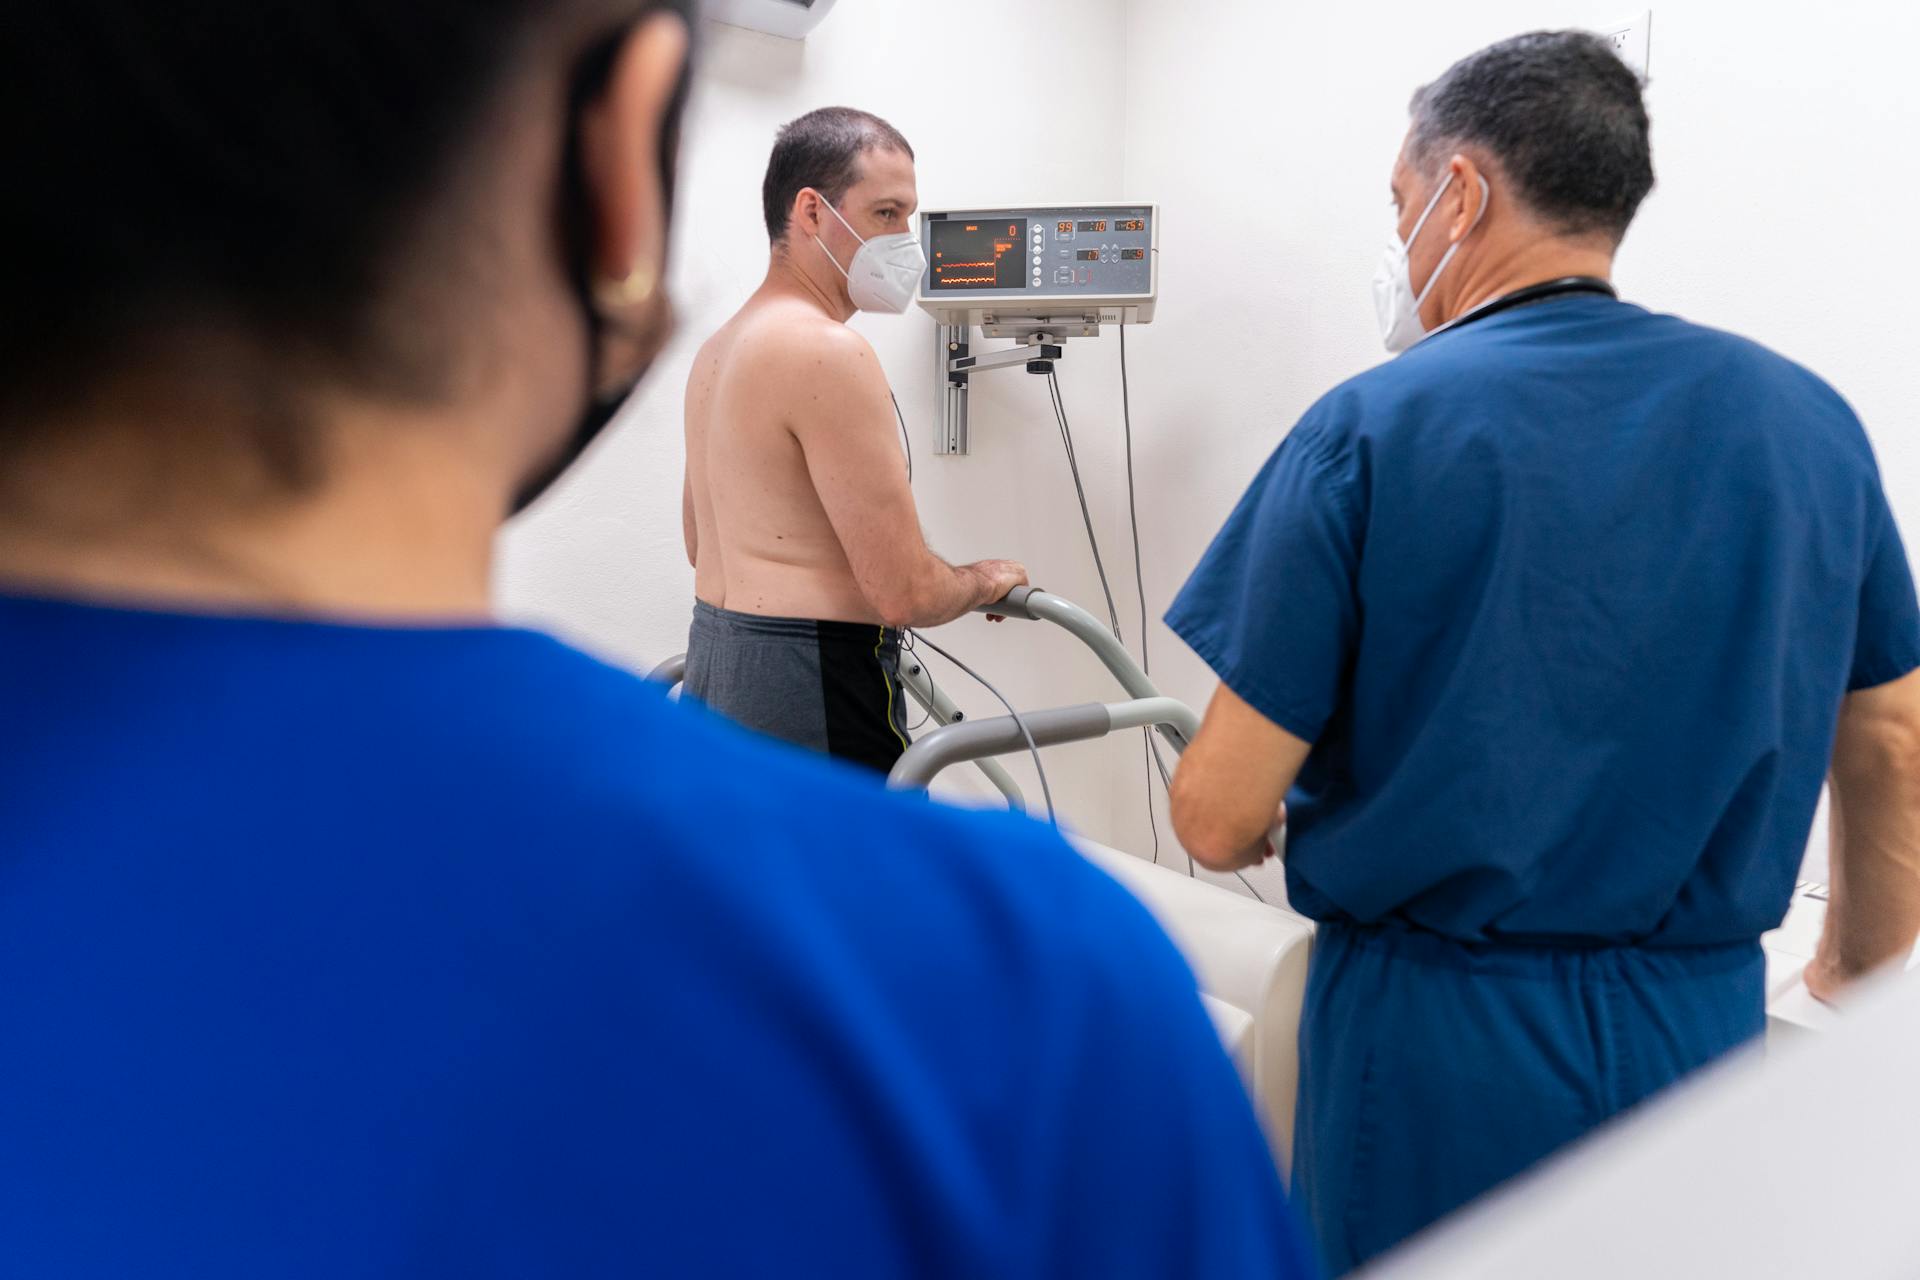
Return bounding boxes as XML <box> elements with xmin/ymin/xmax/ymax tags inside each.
<box><xmin>812</xmin><ymin>194</ymin><xmax>926</xmax><ymax>314</ymax></box>
<box><xmin>1372</xmin><ymin>172</ymin><xmax>1489</xmax><ymax>354</ymax></box>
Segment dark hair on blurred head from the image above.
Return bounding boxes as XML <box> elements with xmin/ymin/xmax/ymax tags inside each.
<box><xmin>1409</xmin><ymin>31</ymin><xmax>1654</xmax><ymax>243</ymax></box>
<box><xmin>762</xmin><ymin>107</ymin><xmax>914</xmax><ymax>243</ymax></box>
<box><xmin>0</xmin><ymin>0</ymin><xmax>695</xmax><ymax>470</ymax></box>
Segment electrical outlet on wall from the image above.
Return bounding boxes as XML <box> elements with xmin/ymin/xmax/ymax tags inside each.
<box><xmin>1600</xmin><ymin>10</ymin><xmax>1652</xmax><ymax>77</ymax></box>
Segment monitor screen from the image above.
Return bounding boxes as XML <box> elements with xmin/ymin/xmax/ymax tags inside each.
<box><xmin>929</xmin><ymin>219</ymin><xmax>1029</xmax><ymax>291</ymax></box>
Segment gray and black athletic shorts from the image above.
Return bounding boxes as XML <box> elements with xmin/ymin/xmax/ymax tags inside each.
<box><xmin>683</xmin><ymin>600</ymin><xmax>913</xmax><ymax>774</ymax></box>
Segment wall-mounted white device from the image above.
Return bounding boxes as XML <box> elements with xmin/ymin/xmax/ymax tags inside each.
<box><xmin>916</xmin><ymin>204</ymin><xmax>1159</xmax><ymax>455</ymax></box>
<box><xmin>705</xmin><ymin>0</ymin><xmax>839</xmax><ymax>41</ymax></box>
<box><xmin>916</xmin><ymin>204</ymin><xmax>1159</xmax><ymax>338</ymax></box>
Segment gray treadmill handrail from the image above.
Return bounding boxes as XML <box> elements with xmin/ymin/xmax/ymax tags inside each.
<box><xmin>974</xmin><ymin>585</ymin><xmax>1043</xmax><ymax>621</ymax></box>
<box><xmin>888</xmin><ymin>703</ymin><xmax>1110</xmax><ymax>790</ymax></box>
<box><xmin>896</xmin><ymin>650</ymin><xmax>1027</xmax><ymax>810</ymax></box>
<box><xmin>887</xmin><ymin>697</ymin><xmax>1200</xmax><ymax>791</ymax></box>
<box><xmin>973</xmin><ymin>588</ymin><xmax>1185</xmax><ymax>748</ymax></box>
<box><xmin>645</xmin><ymin>649</ymin><xmax>1029</xmax><ymax>807</ymax></box>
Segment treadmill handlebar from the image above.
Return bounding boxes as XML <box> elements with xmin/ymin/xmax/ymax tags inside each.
<box><xmin>974</xmin><ymin>584</ymin><xmax>1042</xmax><ymax>620</ymax></box>
<box><xmin>887</xmin><ymin>696</ymin><xmax>1198</xmax><ymax>792</ymax></box>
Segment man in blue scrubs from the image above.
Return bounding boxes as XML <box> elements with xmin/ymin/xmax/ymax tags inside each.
<box><xmin>0</xmin><ymin>4</ymin><xmax>1314</xmax><ymax>1276</ymax></box>
<box><xmin>1166</xmin><ymin>31</ymin><xmax>1920</xmax><ymax>1275</ymax></box>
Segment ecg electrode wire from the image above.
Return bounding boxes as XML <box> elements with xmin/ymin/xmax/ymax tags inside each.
<box><xmin>891</xmin><ymin>389</ymin><xmax>913</xmax><ymax>483</ymax></box>
<box><xmin>899</xmin><ymin>631</ymin><xmax>938</xmax><ymax>733</ymax></box>
<box><xmin>1118</xmin><ymin>326</ymin><xmax>1261</xmax><ymax>897</ymax></box>
<box><xmin>1117</xmin><ymin>322</ymin><xmax>1168</xmax><ymax>870</ymax></box>
<box><xmin>908</xmin><ymin>629</ymin><xmax>1056</xmax><ymax>826</ymax></box>
<box><xmin>1046</xmin><ymin>371</ymin><xmax>1124</xmax><ymax>643</ymax></box>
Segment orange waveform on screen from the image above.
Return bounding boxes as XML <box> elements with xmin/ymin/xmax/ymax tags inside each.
<box><xmin>942</xmin><ymin>276</ymin><xmax>999</xmax><ymax>284</ymax></box>
<box><xmin>944</xmin><ymin>260</ymin><xmax>997</xmax><ymax>269</ymax></box>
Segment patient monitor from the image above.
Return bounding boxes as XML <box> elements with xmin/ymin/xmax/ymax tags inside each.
<box><xmin>917</xmin><ymin>204</ymin><xmax>1158</xmax><ymax>334</ymax></box>
<box><xmin>916</xmin><ymin>204</ymin><xmax>1158</xmax><ymax>454</ymax></box>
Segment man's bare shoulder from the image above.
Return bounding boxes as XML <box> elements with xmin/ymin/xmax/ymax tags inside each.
<box><xmin>727</xmin><ymin>300</ymin><xmax>884</xmax><ymax>395</ymax></box>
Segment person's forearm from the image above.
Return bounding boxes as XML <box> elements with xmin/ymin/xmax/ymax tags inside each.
<box><xmin>1168</xmin><ymin>685</ymin><xmax>1307</xmax><ymax>873</ymax></box>
<box><xmin>1169</xmin><ymin>774</ymin><xmax>1281</xmax><ymax>873</ymax></box>
<box><xmin>1171</xmin><ymin>803</ymin><xmax>1276</xmax><ymax>872</ymax></box>
<box><xmin>891</xmin><ymin>558</ymin><xmax>997</xmax><ymax>629</ymax></box>
<box><xmin>1817</xmin><ymin>764</ymin><xmax>1920</xmax><ymax>987</ymax></box>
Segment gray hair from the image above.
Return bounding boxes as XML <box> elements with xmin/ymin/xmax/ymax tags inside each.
<box><xmin>1408</xmin><ymin>31</ymin><xmax>1654</xmax><ymax>242</ymax></box>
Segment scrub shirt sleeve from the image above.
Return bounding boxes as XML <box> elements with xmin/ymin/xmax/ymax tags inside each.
<box><xmin>1165</xmin><ymin>419</ymin><xmax>1363</xmax><ymax>742</ymax></box>
<box><xmin>1849</xmin><ymin>489</ymin><xmax>1920</xmax><ymax>691</ymax></box>
<box><xmin>1043</xmin><ymin>871</ymin><xmax>1319</xmax><ymax>1278</ymax></box>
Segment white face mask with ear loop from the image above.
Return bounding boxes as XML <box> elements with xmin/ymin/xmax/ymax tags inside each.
<box><xmin>810</xmin><ymin>192</ymin><xmax>927</xmax><ymax>315</ymax></box>
<box><xmin>1372</xmin><ymin>171</ymin><xmax>1490</xmax><ymax>354</ymax></box>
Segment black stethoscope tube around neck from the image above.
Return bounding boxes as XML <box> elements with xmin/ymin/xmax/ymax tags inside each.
<box><xmin>1434</xmin><ymin>276</ymin><xmax>1617</xmax><ymax>338</ymax></box>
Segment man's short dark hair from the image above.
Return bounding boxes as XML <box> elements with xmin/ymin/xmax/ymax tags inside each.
<box><xmin>1</xmin><ymin>0</ymin><xmax>695</xmax><ymax>468</ymax></box>
<box><xmin>762</xmin><ymin>107</ymin><xmax>915</xmax><ymax>243</ymax></box>
<box><xmin>1409</xmin><ymin>31</ymin><xmax>1654</xmax><ymax>243</ymax></box>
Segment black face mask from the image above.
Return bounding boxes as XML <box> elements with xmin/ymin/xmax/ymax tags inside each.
<box><xmin>507</xmin><ymin>352</ymin><xmax>643</xmax><ymax>516</ymax></box>
<box><xmin>509</xmin><ymin>29</ymin><xmax>690</xmax><ymax>517</ymax></box>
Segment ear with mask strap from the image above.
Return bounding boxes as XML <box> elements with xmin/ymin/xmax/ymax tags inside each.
<box><xmin>1412</xmin><ymin>172</ymin><xmax>1490</xmax><ymax>312</ymax></box>
<box><xmin>807</xmin><ymin>189</ymin><xmax>927</xmax><ymax>316</ymax></box>
<box><xmin>807</xmin><ymin>188</ymin><xmax>859</xmax><ymax>278</ymax></box>
<box><xmin>1372</xmin><ymin>170</ymin><xmax>1490</xmax><ymax>355</ymax></box>
<box><xmin>510</xmin><ymin>19</ymin><xmax>693</xmax><ymax>516</ymax></box>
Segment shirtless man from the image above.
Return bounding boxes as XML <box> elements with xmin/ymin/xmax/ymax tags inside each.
<box><xmin>682</xmin><ymin>107</ymin><xmax>1026</xmax><ymax>772</ymax></box>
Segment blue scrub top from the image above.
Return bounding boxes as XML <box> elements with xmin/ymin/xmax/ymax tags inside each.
<box><xmin>1169</xmin><ymin>293</ymin><xmax>1920</xmax><ymax>946</ymax></box>
<box><xmin>0</xmin><ymin>594</ymin><xmax>1313</xmax><ymax>1278</ymax></box>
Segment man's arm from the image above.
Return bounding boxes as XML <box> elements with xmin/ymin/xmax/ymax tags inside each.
<box><xmin>1808</xmin><ymin>666</ymin><xmax>1920</xmax><ymax>1002</ymax></box>
<box><xmin>1170</xmin><ymin>682</ymin><xmax>1313</xmax><ymax>872</ymax></box>
<box><xmin>786</xmin><ymin>329</ymin><xmax>1025</xmax><ymax>628</ymax></box>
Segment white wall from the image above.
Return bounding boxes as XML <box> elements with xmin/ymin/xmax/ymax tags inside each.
<box><xmin>500</xmin><ymin>0</ymin><xmax>1919</xmax><ymax>892</ymax></box>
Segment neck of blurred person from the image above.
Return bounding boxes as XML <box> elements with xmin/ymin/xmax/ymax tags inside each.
<box><xmin>0</xmin><ymin>317</ymin><xmax>583</xmax><ymax>622</ymax></box>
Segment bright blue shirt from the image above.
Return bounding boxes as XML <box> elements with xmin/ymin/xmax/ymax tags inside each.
<box><xmin>0</xmin><ymin>593</ymin><xmax>1313</xmax><ymax>1278</ymax></box>
<box><xmin>1168</xmin><ymin>294</ymin><xmax>1920</xmax><ymax>946</ymax></box>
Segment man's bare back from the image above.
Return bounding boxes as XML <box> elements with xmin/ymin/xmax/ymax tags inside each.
<box><xmin>683</xmin><ymin>285</ymin><xmax>1024</xmax><ymax>630</ymax></box>
<box><xmin>677</xmin><ymin>111</ymin><xmax>1023</xmax><ymax>771</ymax></box>
<box><xmin>684</xmin><ymin>295</ymin><xmax>887</xmax><ymax>624</ymax></box>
